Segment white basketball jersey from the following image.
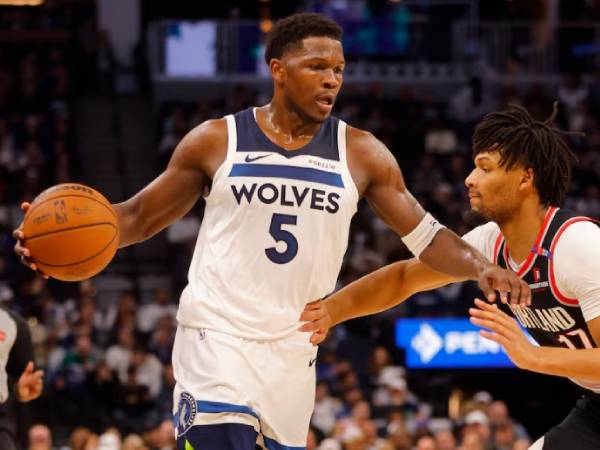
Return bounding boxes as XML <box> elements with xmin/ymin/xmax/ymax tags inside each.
<box><xmin>177</xmin><ymin>108</ymin><xmax>359</xmax><ymax>339</ymax></box>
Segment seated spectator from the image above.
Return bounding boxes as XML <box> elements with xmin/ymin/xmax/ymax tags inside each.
<box><xmin>372</xmin><ymin>367</ymin><xmax>418</xmax><ymax>419</ymax></box>
<box><xmin>471</xmin><ymin>391</ymin><xmax>492</xmax><ymax>410</ymax></box>
<box><xmin>140</xmin><ymin>416</ymin><xmax>175</xmax><ymax>450</ymax></box>
<box><xmin>367</xmin><ymin>347</ymin><xmax>393</xmax><ymax>385</ymax></box>
<box><xmin>129</xmin><ymin>344</ymin><xmax>163</xmax><ymax>399</ymax></box>
<box><xmin>68</xmin><ymin>427</ymin><xmax>93</xmax><ymax>450</ymax></box>
<box><xmin>83</xmin><ymin>361</ymin><xmax>119</xmax><ymax>429</ymax></box>
<box><xmin>148</xmin><ymin>316</ymin><xmax>175</xmax><ymax>365</ymax></box>
<box><xmin>58</xmin><ymin>333</ymin><xmax>102</xmax><ymax>395</ymax></box>
<box><xmin>158</xmin><ymin>105</ymin><xmax>188</xmax><ymax>164</ymax></box>
<box><xmin>105</xmin><ymin>326</ymin><xmax>135</xmax><ymax>381</ymax></box>
<box><xmin>355</xmin><ymin>420</ymin><xmax>393</xmax><ymax>450</ymax></box>
<box><xmin>416</xmin><ymin>435</ymin><xmax>438</xmax><ymax>450</ymax></box>
<box><xmin>558</xmin><ymin>72</ymin><xmax>589</xmax><ymax>117</ymax></box>
<box><xmin>492</xmin><ymin>421</ymin><xmax>520</xmax><ymax>450</ymax></box>
<box><xmin>155</xmin><ymin>364</ymin><xmax>176</xmax><ymax>419</ymax></box>
<box><xmin>122</xmin><ymin>433</ymin><xmax>149</xmax><ymax>450</ymax></box>
<box><xmin>459</xmin><ymin>430</ymin><xmax>485</xmax><ymax>450</ymax></box>
<box><xmin>486</xmin><ymin>401</ymin><xmax>529</xmax><ymax>441</ymax></box>
<box><xmin>27</xmin><ymin>424</ymin><xmax>52</xmax><ymax>450</ymax></box>
<box><xmin>97</xmin><ymin>429</ymin><xmax>122</xmax><ymax>450</ymax></box>
<box><xmin>387</xmin><ymin>422</ymin><xmax>413</xmax><ymax>450</ymax></box>
<box><xmin>434</xmin><ymin>429</ymin><xmax>457</xmax><ymax>450</ymax></box>
<box><xmin>114</xmin><ymin>365</ymin><xmax>154</xmax><ymax>434</ymax></box>
<box><xmin>334</xmin><ymin>399</ymin><xmax>372</xmax><ymax>444</ymax></box>
<box><xmin>461</xmin><ymin>410</ymin><xmax>491</xmax><ymax>449</ymax></box>
<box><xmin>411</xmin><ymin>154</ymin><xmax>445</xmax><ymax>196</ymax></box>
<box><xmin>317</xmin><ymin>438</ymin><xmax>341</xmax><ymax>450</ymax></box>
<box><xmin>100</xmin><ymin>290</ymin><xmax>137</xmax><ymax>343</ymax></box>
<box><xmin>136</xmin><ymin>288</ymin><xmax>177</xmax><ymax>336</ymax></box>
<box><xmin>312</xmin><ymin>381</ymin><xmax>343</xmax><ymax>435</ymax></box>
<box><xmin>425</xmin><ymin>116</ymin><xmax>459</xmax><ymax>155</ymax></box>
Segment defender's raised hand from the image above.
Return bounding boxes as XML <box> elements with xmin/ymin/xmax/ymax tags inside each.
<box><xmin>469</xmin><ymin>298</ymin><xmax>535</xmax><ymax>369</ymax></box>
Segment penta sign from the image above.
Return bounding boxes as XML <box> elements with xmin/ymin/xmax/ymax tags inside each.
<box><xmin>395</xmin><ymin>318</ymin><xmax>517</xmax><ymax>369</ymax></box>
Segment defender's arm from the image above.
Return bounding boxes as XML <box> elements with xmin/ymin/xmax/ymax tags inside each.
<box><xmin>322</xmin><ymin>258</ymin><xmax>456</xmax><ymax>326</ymax></box>
<box><xmin>348</xmin><ymin>127</ymin><xmax>530</xmax><ymax>305</ymax></box>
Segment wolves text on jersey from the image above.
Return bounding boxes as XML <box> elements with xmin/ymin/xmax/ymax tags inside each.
<box><xmin>230</xmin><ymin>183</ymin><xmax>340</xmax><ymax>214</ymax></box>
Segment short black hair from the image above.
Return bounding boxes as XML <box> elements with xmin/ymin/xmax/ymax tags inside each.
<box><xmin>472</xmin><ymin>103</ymin><xmax>578</xmax><ymax>207</ymax></box>
<box><xmin>264</xmin><ymin>13</ymin><xmax>343</xmax><ymax>65</ymax></box>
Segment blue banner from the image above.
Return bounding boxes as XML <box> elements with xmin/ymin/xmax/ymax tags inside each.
<box><xmin>395</xmin><ymin>318</ymin><xmax>516</xmax><ymax>369</ymax></box>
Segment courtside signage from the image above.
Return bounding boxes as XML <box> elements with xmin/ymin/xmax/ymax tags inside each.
<box><xmin>395</xmin><ymin>318</ymin><xmax>515</xmax><ymax>368</ymax></box>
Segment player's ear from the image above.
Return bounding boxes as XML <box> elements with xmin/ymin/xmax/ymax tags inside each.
<box><xmin>270</xmin><ymin>58</ymin><xmax>286</xmax><ymax>84</ymax></box>
<box><xmin>520</xmin><ymin>167</ymin><xmax>535</xmax><ymax>190</ymax></box>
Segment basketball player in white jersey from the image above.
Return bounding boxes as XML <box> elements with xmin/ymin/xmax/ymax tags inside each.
<box><xmin>302</xmin><ymin>104</ymin><xmax>600</xmax><ymax>450</ymax></box>
<box><xmin>13</xmin><ymin>13</ymin><xmax>530</xmax><ymax>450</ymax></box>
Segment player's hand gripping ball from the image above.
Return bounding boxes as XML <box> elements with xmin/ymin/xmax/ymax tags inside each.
<box><xmin>22</xmin><ymin>183</ymin><xmax>119</xmax><ymax>281</ymax></box>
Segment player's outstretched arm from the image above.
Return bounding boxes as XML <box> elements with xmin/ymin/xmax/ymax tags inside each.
<box><xmin>114</xmin><ymin>119</ymin><xmax>226</xmax><ymax>248</ymax></box>
<box><xmin>349</xmin><ymin>128</ymin><xmax>530</xmax><ymax>306</ymax></box>
<box><xmin>470</xmin><ymin>299</ymin><xmax>600</xmax><ymax>380</ymax></box>
<box><xmin>300</xmin><ymin>258</ymin><xmax>453</xmax><ymax>332</ymax></box>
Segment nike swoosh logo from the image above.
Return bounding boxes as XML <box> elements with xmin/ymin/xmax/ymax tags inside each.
<box><xmin>309</xmin><ymin>357</ymin><xmax>317</xmax><ymax>367</ymax></box>
<box><xmin>245</xmin><ymin>154</ymin><xmax>270</xmax><ymax>163</ymax></box>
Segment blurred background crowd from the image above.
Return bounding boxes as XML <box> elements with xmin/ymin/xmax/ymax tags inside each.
<box><xmin>0</xmin><ymin>0</ymin><xmax>599</xmax><ymax>449</ymax></box>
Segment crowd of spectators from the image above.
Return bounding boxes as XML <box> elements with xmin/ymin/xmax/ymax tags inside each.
<box><xmin>308</xmin><ymin>348</ymin><xmax>533</xmax><ymax>450</ymax></box>
<box><xmin>0</xmin><ymin>0</ymin><xmax>101</xmax><ymax>245</ymax></box>
<box><xmin>0</xmin><ymin>46</ymin><xmax>75</xmax><ymax>229</ymax></box>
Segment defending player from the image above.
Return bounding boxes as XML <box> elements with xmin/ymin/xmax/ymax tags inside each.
<box><xmin>14</xmin><ymin>13</ymin><xmax>529</xmax><ymax>450</ymax></box>
<box><xmin>301</xmin><ymin>104</ymin><xmax>600</xmax><ymax>450</ymax></box>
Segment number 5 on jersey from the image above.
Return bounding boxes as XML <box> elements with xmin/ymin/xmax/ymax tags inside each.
<box><xmin>266</xmin><ymin>213</ymin><xmax>298</xmax><ymax>264</ymax></box>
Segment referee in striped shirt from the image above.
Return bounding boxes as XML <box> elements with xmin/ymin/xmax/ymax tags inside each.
<box><xmin>0</xmin><ymin>304</ymin><xmax>44</xmax><ymax>450</ymax></box>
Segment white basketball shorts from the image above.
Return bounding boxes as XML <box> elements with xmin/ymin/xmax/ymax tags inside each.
<box><xmin>172</xmin><ymin>325</ymin><xmax>318</xmax><ymax>448</ymax></box>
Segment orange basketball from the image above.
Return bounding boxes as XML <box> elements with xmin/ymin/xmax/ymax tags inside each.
<box><xmin>22</xmin><ymin>183</ymin><xmax>119</xmax><ymax>282</ymax></box>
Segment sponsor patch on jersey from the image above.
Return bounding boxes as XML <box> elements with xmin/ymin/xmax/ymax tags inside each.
<box><xmin>529</xmin><ymin>280</ymin><xmax>549</xmax><ymax>291</ymax></box>
<box><xmin>177</xmin><ymin>392</ymin><xmax>197</xmax><ymax>437</ymax></box>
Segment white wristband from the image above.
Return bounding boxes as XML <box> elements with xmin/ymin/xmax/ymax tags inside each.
<box><xmin>401</xmin><ymin>213</ymin><xmax>446</xmax><ymax>259</ymax></box>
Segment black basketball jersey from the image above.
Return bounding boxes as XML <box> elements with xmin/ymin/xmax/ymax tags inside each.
<box><xmin>493</xmin><ymin>207</ymin><xmax>599</xmax><ymax>350</ymax></box>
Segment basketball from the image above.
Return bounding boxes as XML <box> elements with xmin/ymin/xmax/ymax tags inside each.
<box><xmin>22</xmin><ymin>183</ymin><xmax>119</xmax><ymax>282</ymax></box>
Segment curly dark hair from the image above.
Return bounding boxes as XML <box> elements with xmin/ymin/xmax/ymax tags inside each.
<box><xmin>472</xmin><ymin>102</ymin><xmax>579</xmax><ymax>207</ymax></box>
<box><xmin>264</xmin><ymin>13</ymin><xmax>343</xmax><ymax>65</ymax></box>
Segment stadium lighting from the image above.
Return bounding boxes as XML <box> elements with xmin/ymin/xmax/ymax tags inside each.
<box><xmin>0</xmin><ymin>0</ymin><xmax>44</xmax><ymax>5</ymax></box>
